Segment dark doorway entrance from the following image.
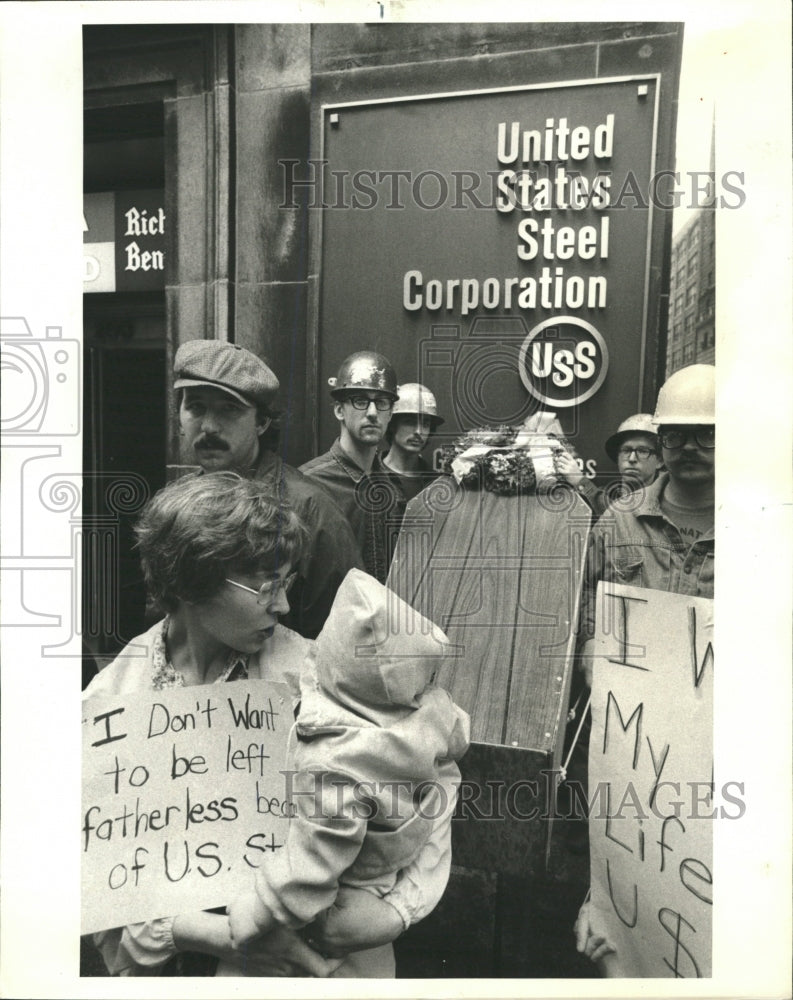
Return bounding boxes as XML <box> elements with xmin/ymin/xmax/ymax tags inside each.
<box><xmin>82</xmin><ymin>101</ymin><xmax>167</xmax><ymax>684</ymax></box>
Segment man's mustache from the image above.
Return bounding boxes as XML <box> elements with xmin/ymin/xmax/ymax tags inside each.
<box><xmin>194</xmin><ymin>434</ymin><xmax>229</xmax><ymax>451</ymax></box>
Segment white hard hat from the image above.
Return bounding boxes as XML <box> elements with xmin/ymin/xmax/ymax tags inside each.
<box><xmin>604</xmin><ymin>414</ymin><xmax>658</xmax><ymax>461</ymax></box>
<box><xmin>391</xmin><ymin>383</ymin><xmax>444</xmax><ymax>427</ymax></box>
<box><xmin>653</xmin><ymin>364</ymin><xmax>715</xmax><ymax>425</ymax></box>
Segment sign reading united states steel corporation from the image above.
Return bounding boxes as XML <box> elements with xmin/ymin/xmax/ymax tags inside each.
<box><xmin>316</xmin><ymin>78</ymin><xmax>662</xmax><ymax>476</ymax></box>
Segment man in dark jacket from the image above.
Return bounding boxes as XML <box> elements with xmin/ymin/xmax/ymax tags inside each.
<box><xmin>174</xmin><ymin>339</ymin><xmax>362</xmax><ymax>639</ymax></box>
<box><xmin>299</xmin><ymin>351</ymin><xmax>402</xmax><ymax>583</ymax></box>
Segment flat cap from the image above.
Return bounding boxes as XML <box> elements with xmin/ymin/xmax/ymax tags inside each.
<box><xmin>173</xmin><ymin>340</ymin><xmax>279</xmax><ymax>407</ymax></box>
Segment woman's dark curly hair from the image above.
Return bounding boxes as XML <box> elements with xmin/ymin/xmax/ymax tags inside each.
<box><xmin>134</xmin><ymin>471</ymin><xmax>307</xmax><ymax>612</ymax></box>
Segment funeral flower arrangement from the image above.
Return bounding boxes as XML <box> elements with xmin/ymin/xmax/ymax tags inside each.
<box><xmin>438</xmin><ymin>411</ymin><xmax>579</xmax><ymax>496</ymax></box>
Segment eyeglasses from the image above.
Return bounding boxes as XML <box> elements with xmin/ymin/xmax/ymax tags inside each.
<box><xmin>347</xmin><ymin>395</ymin><xmax>393</xmax><ymax>411</ymax></box>
<box><xmin>659</xmin><ymin>426</ymin><xmax>716</xmax><ymax>450</ymax></box>
<box><xmin>617</xmin><ymin>446</ymin><xmax>656</xmax><ymax>460</ymax></box>
<box><xmin>225</xmin><ymin>572</ymin><xmax>297</xmax><ymax>604</ymax></box>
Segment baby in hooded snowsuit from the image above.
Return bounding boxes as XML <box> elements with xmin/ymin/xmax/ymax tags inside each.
<box><xmin>228</xmin><ymin>568</ymin><xmax>470</xmax><ymax>975</ymax></box>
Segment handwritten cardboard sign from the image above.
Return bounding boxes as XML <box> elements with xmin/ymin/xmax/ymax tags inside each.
<box><xmin>81</xmin><ymin>680</ymin><xmax>293</xmax><ymax>934</ymax></box>
<box><xmin>589</xmin><ymin>583</ymin><xmax>714</xmax><ymax>978</ymax></box>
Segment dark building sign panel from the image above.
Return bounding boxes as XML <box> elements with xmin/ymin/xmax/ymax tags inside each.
<box><xmin>317</xmin><ymin>77</ymin><xmax>661</xmax><ymax>473</ymax></box>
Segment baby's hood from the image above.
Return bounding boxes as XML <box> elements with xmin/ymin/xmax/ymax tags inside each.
<box><xmin>310</xmin><ymin>568</ymin><xmax>451</xmax><ymax>722</ymax></box>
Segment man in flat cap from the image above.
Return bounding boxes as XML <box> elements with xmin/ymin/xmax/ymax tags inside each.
<box><xmin>174</xmin><ymin>339</ymin><xmax>362</xmax><ymax>639</ymax></box>
<box><xmin>299</xmin><ymin>351</ymin><xmax>402</xmax><ymax>583</ymax></box>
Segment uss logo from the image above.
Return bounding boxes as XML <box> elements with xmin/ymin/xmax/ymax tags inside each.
<box><xmin>518</xmin><ymin>315</ymin><xmax>609</xmax><ymax>407</ymax></box>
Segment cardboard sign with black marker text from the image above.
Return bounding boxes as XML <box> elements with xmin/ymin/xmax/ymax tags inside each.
<box><xmin>81</xmin><ymin>679</ymin><xmax>293</xmax><ymax>935</ymax></box>
<box><xmin>588</xmin><ymin>583</ymin><xmax>720</xmax><ymax>978</ymax></box>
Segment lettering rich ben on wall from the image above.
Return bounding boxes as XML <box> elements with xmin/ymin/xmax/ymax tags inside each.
<box><xmin>83</xmin><ymin>189</ymin><xmax>165</xmax><ymax>293</ymax></box>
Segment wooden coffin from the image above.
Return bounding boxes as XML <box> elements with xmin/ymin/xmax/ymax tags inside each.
<box><xmin>387</xmin><ymin>476</ymin><xmax>591</xmax><ymax>875</ymax></box>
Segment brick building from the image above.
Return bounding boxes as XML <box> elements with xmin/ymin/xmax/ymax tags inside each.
<box><xmin>665</xmin><ymin>204</ymin><xmax>715</xmax><ymax>374</ymax></box>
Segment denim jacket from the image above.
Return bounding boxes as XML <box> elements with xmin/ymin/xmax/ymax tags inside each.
<box><xmin>579</xmin><ymin>472</ymin><xmax>714</xmax><ymax>642</ymax></box>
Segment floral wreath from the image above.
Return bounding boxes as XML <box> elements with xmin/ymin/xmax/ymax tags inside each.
<box><xmin>437</xmin><ymin>413</ymin><xmax>580</xmax><ymax>496</ymax></box>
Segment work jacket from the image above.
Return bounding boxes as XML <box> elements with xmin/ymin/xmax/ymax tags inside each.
<box><xmin>300</xmin><ymin>440</ymin><xmax>403</xmax><ymax>583</ymax></box>
<box><xmin>579</xmin><ymin>472</ymin><xmax>714</xmax><ymax>642</ymax></box>
<box><xmin>252</xmin><ymin>451</ymin><xmax>363</xmax><ymax>638</ymax></box>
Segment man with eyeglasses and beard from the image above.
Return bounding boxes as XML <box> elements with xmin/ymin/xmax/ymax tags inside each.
<box><xmin>577</xmin><ymin>363</ymin><xmax>715</xmax><ymax>688</ymax></box>
<box><xmin>556</xmin><ymin>413</ymin><xmax>662</xmax><ymax>518</ymax></box>
<box><xmin>174</xmin><ymin>340</ymin><xmax>362</xmax><ymax>640</ymax></box>
<box><xmin>300</xmin><ymin>351</ymin><xmax>402</xmax><ymax>583</ymax></box>
<box><xmin>572</xmin><ymin>363</ymin><xmax>715</xmax><ymax>966</ymax></box>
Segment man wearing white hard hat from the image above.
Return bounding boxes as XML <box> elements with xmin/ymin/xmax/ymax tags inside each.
<box><xmin>604</xmin><ymin>413</ymin><xmax>662</xmax><ymax>488</ymax></box>
<box><xmin>382</xmin><ymin>383</ymin><xmax>444</xmax><ymax>503</ymax></box>
<box><xmin>577</xmin><ymin>363</ymin><xmax>715</xmax><ymax>683</ymax></box>
<box><xmin>557</xmin><ymin>413</ymin><xmax>662</xmax><ymax>517</ymax></box>
<box><xmin>573</xmin><ymin>363</ymin><xmax>716</xmax><ymax>967</ymax></box>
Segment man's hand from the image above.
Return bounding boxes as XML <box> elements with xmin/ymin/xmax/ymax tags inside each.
<box><xmin>555</xmin><ymin>450</ymin><xmax>585</xmax><ymax>488</ymax></box>
<box><xmin>308</xmin><ymin>886</ymin><xmax>404</xmax><ymax>958</ymax></box>
<box><xmin>574</xmin><ymin>900</ymin><xmax>616</xmax><ymax>964</ymax></box>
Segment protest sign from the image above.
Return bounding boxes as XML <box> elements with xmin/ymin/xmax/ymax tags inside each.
<box><xmin>81</xmin><ymin>679</ymin><xmax>293</xmax><ymax>935</ymax></box>
<box><xmin>588</xmin><ymin>583</ymin><xmax>715</xmax><ymax>977</ymax></box>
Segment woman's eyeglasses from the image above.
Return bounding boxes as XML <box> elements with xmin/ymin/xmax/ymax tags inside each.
<box><xmin>225</xmin><ymin>572</ymin><xmax>297</xmax><ymax>604</ymax></box>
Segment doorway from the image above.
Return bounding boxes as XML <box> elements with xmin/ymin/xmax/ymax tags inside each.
<box><xmin>82</xmin><ymin>101</ymin><xmax>167</xmax><ymax>681</ymax></box>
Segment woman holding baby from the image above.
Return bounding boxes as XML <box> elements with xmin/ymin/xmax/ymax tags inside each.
<box><xmin>83</xmin><ymin>471</ymin><xmax>466</xmax><ymax>978</ymax></box>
